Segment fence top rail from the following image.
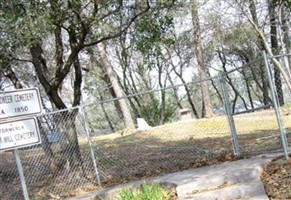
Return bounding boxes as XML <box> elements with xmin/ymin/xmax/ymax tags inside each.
<box><xmin>223</xmin><ymin>57</ymin><xmax>263</xmax><ymax>75</ymax></box>
<box><xmin>233</xmin><ymin>104</ymin><xmax>273</xmax><ymax>115</ymax></box>
<box><xmin>38</xmin><ymin>76</ymin><xmax>222</xmax><ymax>116</ymax></box>
<box><xmin>216</xmin><ymin>53</ymin><xmax>291</xmax><ymax>77</ymax></box>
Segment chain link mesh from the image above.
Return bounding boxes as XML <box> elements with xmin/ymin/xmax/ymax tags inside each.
<box><xmin>0</xmin><ymin>107</ymin><xmax>98</xmax><ymax>200</ymax></box>
<box><xmin>83</xmin><ymin>78</ymin><xmax>234</xmax><ymax>188</ymax></box>
<box><xmin>1</xmin><ymin>55</ymin><xmax>291</xmax><ymax>199</ymax></box>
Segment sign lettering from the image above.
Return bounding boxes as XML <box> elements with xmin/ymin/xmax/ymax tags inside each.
<box><xmin>0</xmin><ymin>88</ymin><xmax>42</xmax><ymax>120</ymax></box>
<box><xmin>0</xmin><ymin>118</ymin><xmax>41</xmax><ymax>151</ymax></box>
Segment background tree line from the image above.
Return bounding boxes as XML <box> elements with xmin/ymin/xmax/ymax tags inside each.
<box><xmin>0</xmin><ymin>0</ymin><xmax>290</xmax><ymax>169</ymax></box>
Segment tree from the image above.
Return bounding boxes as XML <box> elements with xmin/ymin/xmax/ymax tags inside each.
<box><xmin>235</xmin><ymin>0</ymin><xmax>291</xmax><ymax>92</ymax></box>
<box><xmin>249</xmin><ymin>0</ymin><xmax>273</xmax><ymax>106</ymax></box>
<box><xmin>97</xmin><ymin>42</ymin><xmax>135</xmax><ymax>129</ymax></box>
<box><xmin>165</xmin><ymin>39</ymin><xmax>200</xmax><ymax>118</ymax></box>
<box><xmin>133</xmin><ymin>1</ymin><xmax>176</xmax><ymax>124</ymax></box>
<box><xmin>190</xmin><ymin>0</ymin><xmax>214</xmax><ymax>118</ymax></box>
<box><xmin>0</xmin><ymin>0</ymin><xmax>150</xmax><ymax>168</ymax></box>
<box><xmin>268</xmin><ymin>0</ymin><xmax>284</xmax><ymax>105</ymax></box>
<box><xmin>200</xmin><ymin>1</ymin><xmax>272</xmax><ymax>109</ymax></box>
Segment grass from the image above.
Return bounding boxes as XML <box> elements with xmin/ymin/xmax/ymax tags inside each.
<box><xmin>86</xmin><ymin>109</ymin><xmax>291</xmax><ymax>186</ymax></box>
<box><xmin>92</xmin><ymin>110</ymin><xmax>291</xmax><ymax>145</ymax></box>
<box><xmin>116</xmin><ymin>183</ymin><xmax>173</xmax><ymax>200</ymax></box>
<box><xmin>95</xmin><ymin>155</ymin><xmax>117</xmax><ymax>168</ymax></box>
<box><xmin>5</xmin><ymin>109</ymin><xmax>290</xmax><ymax>200</ymax></box>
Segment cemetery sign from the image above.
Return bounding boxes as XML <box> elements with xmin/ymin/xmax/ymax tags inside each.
<box><xmin>0</xmin><ymin>118</ymin><xmax>41</xmax><ymax>151</ymax></box>
<box><xmin>0</xmin><ymin>88</ymin><xmax>42</xmax><ymax>120</ymax></box>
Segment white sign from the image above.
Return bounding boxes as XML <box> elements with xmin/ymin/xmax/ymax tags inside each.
<box><xmin>0</xmin><ymin>118</ymin><xmax>41</xmax><ymax>151</ymax></box>
<box><xmin>0</xmin><ymin>88</ymin><xmax>42</xmax><ymax>120</ymax></box>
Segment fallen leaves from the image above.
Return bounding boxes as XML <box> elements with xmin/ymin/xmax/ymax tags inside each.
<box><xmin>261</xmin><ymin>156</ymin><xmax>291</xmax><ymax>200</ymax></box>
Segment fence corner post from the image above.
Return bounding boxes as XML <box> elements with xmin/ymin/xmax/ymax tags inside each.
<box><xmin>263</xmin><ymin>51</ymin><xmax>289</xmax><ymax>160</ymax></box>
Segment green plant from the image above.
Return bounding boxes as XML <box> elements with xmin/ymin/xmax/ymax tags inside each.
<box><xmin>139</xmin><ymin>94</ymin><xmax>176</xmax><ymax>126</ymax></box>
<box><xmin>282</xmin><ymin>103</ymin><xmax>291</xmax><ymax>110</ymax></box>
<box><xmin>116</xmin><ymin>183</ymin><xmax>171</xmax><ymax>200</ymax></box>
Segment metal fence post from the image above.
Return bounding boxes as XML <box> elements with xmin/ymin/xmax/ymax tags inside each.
<box><xmin>14</xmin><ymin>149</ymin><xmax>29</xmax><ymax>200</ymax></box>
<box><xmin>219</xmin><ymin>74</ymin><xmax>241</xmax><ymax>157</ymax></box>
<box><xmin>263</xmin><ymin>51</ymin><xmax>289</xmax><ymax>160</ymax></box>
<box><xmin>79</xmin><ymin>105</ymin><xmax>101</xmax><ymax>185</ymax></box>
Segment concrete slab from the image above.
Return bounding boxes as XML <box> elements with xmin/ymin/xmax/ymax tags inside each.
<box><xmin>67</xmin><ymin>153</ymin><xmax>280</xmax><ymax>200</ymax></box>
<box><xmin>179</xmin><ymin>180</ymin><xmax>268</xmax><ymax>200</ymax></box>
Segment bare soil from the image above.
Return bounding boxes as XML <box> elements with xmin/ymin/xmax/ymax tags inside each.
<box><xmin>261</xmin><ymin>156</ymin><xmax>291</xmax><ymax>200</ymax></box>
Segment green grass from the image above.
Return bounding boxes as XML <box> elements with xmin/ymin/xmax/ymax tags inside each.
<box><xmin>116</xmin><ymin>183</ymin><xmax>172</xmax><ymax>200</ymax></box>
<box><xmin>95</xmin><ymin>155</ymin><xmax>116</xmax><ymax>168</ymax></box>
<box><xmin>282</xmin><ymin>103</ymin><xmax>291</xmax><ymax>109</ymax></box>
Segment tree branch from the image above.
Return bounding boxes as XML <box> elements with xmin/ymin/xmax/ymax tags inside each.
<box><xmin>3</xmin><ymin>64</ymin><xmax>23</xmax><ymax>89</ymax></box>
<box><xmin>236</xmin><ymin>0</ymin><xmax>291</xmax><ymax>91</ymax></box>
<box><xmin>84</xmin><ymin>0</ymin><xmax>150</xmax><ymax>47</ymax></box>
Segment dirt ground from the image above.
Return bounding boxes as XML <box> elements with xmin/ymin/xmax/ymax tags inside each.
<box><xmin>261</xmin><ymin>156</ymin><xmax>291</xmax><ymax>200</ymax></box>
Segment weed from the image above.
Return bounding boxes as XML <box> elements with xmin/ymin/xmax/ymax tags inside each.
<box><xmin>116</xmin><ymin>183</ymin><xmax>172</xmax><ymax>200</ymax></box>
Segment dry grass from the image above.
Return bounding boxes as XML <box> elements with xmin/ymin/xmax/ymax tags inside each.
<box><xmin>1</xmin><ymin>109</ymin><xmax>291</xmax><ymax>200</ymax></box>
<box><xmin>92</xmin><ymin>110</ymin><xmax>291</xmax><ymax>144</ymax></box>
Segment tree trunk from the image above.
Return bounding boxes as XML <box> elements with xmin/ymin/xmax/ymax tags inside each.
<box><xmin>279</xmin><ymin>3</ymin><xmax>291</xmax><ymax>77</ymax></box>
<box><xmin>269</xmin><ymin>0</ymin><xmax>284</xmax><ymax>105</ymax></box>
<box><xmin>249</xmin><ymin>0</ymin><xmax>271</xmax><ymax>106</ymax></box>
<box><xmin>281</xmin><ymin>6</ymin><xmax>291</xmax><ymax>72</ymax></box>
<box><xmin>174</xmin><ymin>72</ymin><xmax>199</xmax><ymax>118</ymax></box>
<box><xmin>167</xmin><ymin>69</ymin><xmax>183</xmax><ymax>109</ymax></box>
<box><xmin>242</xmin><ymin>70</ymin><xmax>254</xmax><ymax>109</ymax></box>
<box><xmin>97</xmin><ymin>42</ymin><xmax>135</xmax><ymax>130</ymax></box>
<box><xmin>167</xmin><ymin>50</ymin><xmax>199</xmax><ymax>118</ymax></box>
<box><xmin>190</xmin><ymin>0</ymin><xmax>213</xmax><ymax>118</ymax></box>
<box><xmin>209</xmin><ymin>77</ymin><xmax>223</xmax><ymax>106</ymax></box>
<box><xmin>117</xmin><ymin>35</ymin><xmax>141</xmax><ymax>119</ymax></box>
<box><xmin>30</xmin><ymin>43</ymin><xmax>82</xmax><ymax>168</ymax></box>
<box><xmin>218</xmin><ymin>51</ymin><xmax>248</xmax><ymax>113</ymax></box>
<box><xmin>100</xmin><ymin>65</ymin><xmax>124</xmax><ymax>119</ymax></box>
<box><xmin>157</xmin><ymin>58</ymin><xmax>166</xmax><ymax>124</ymax></box>
<box><xmin>237</xmin><ymin>0</ymin><xmax>291</xmax><ymax>92</ymax></box>
<box><xmin>98</xmin><ymin>89</ymin><xmax>115</xmax><ymax>132</ymax></box>
<box><xmin>2</xmin><ymin>59</ymin><xmax>56</xmax><ymax>167</ymax></box>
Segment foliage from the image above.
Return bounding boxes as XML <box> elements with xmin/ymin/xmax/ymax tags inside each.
<box><xmin>282</xmin><ymin>103</ymin><xmax>291</xmax><ymax>110</ymax></box>
<box><xmin>274</xmin><ymin>0</ymin><xmax>291</xmax><ymax>8</ymax></box>
<box><xmin>86</xmin><ymin>102</ymin><xmax>124</xmax><ymax>132</ymax></box>
<box><xmin>138</xmin><ymin>93</ymin><xmax>177</xmax><ymax>126</ymax></box>
<box><xmin>131</xmin><ymin>3</ymin><xmax>176</xmax><ymax>124</ymax></box>
<box><xmin>116</xmin><ymin>183</ymin><xmax>171</xmax><ymax>200</ymax></box>
<box><xmin>0</xmin><ymin>1</ymin><xmax>52</xmax><ymax>47</ymax></box>
<box><xmin>135</xmin><ymin>3</ymin><xmax>175</xmax><ymax>57</ymax></box>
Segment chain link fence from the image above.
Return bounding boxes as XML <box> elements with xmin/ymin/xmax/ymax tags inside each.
<box><xmin>223</xmin><ymin>65</ymin><xmax>285</xmax><ymax>155</ymax></box>
<box><xmin>220</xmin><ymin>53</ymin><xmax>291</xmax><ymax>157</ymax></box>
<box><xmin>83</xmin><ymin>77</ymin><xmax>233</xmax><ymax>188</ymax></box>
<box><xmin>0</xmin><ymin>108</ymin><xmax>99</xmax><ymax>200</ymax></box>
<box><xmin>1</xmin><ymin>53</ymin><xmax>290</xmax><ymax>200</ymax></box>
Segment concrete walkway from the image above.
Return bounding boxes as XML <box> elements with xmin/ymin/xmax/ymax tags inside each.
<box><xmin>68</xmin><ymin>154</ymin><xmax>279</xmax><ymax>200</ymax></box>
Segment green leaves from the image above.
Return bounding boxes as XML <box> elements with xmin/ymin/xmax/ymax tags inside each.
<box><xmin>138</xmin><ymin>93</ymin><xmax>176</xmax><ymax>126</ymax></box>
<box><xmin>1</xmin><ymin>0</ymin><xmax>52</xmax><ymax>47</ymax></box>
<box><xmin>135</xmin><ymin>6</ymin><xmax>175</xmax><ymax>56</ymax></box>
<box><xmin>273</xmin><ymin>0</ymin><xmax>291</xmax><ymax>8</ymax></box>
<box><xmin>117</xmin><ymin>183</ymin><xmax>172</xmax><ymax>200</ymax></box>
